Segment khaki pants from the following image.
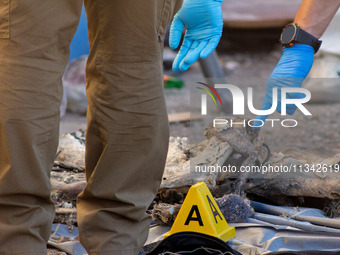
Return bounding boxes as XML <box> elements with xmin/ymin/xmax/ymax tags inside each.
<box><xmin>0</xmin><ymin>1</ymin><xmax>182</xmax><ymax>254</ymax></box>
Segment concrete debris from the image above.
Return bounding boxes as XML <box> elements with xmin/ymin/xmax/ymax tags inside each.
<box><xmin>56</xmin><ymin>130</ymin><xmax>86</xmax><ymax>171</ymax></box>
<box><xmin>166</xmin><ymin>137</ymin><xmax>190</xmax><ymax>165</ymax></box>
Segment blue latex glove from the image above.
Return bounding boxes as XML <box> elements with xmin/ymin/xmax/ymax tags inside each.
<box><xmin>169</xmin><ymin>0</ymin><xmax>223</xmax><ymax>71</ymax></box>
<box><xmin>254</xmin><ymin>44</ymin><xmax>314</xmax><ymax>127</ymax></box>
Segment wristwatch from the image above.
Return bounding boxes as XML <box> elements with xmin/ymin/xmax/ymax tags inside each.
<box><xmin>280</xmin><ymin>23</ymin><xmax>322</xmax><ymax>54</ymax></box>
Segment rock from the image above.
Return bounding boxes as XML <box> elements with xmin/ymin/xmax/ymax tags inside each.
<box><xmin>166</xmin><ymin>137</ymin><xmax>189</xmax><ymax>165</ymax></box>
<box><xmin>56</xmin><ymin>130</ymin><xmax>86</xmax><ymax>171</ymax></box>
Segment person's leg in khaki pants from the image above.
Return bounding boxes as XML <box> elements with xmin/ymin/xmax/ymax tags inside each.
<box><xmin>0</xmin><ymin>1</ymin><xmax>82</xmax><ymax>254</ymax></box>
<box><xmin>77</xmin><ymin>1</ymin><xmax>182</xmax><ymax>254</ymax></box>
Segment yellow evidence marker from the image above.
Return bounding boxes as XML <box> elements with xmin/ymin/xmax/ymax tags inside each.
<box><xmin>163</xmin><ymin>182</ymin><xmax>235</xmax><ymax>242</ymax></box>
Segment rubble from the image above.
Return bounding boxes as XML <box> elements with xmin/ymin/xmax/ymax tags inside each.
<box><xmin>51</xmin><ymin>167</ymin><xmax>86</xmax><ymax>227</ymax></box>
<box><xmin>160</xmin><ymin>118</ymin><xmax>266</xmax><ymax>197</ymax></box>
<box><xmin>56</xmin><ymin>130</ymin><xmax>86</xmax><ymax>171</ymax></box>
<box><xmin>52</xmin><ymin>123</ymin><xmax>340</xmax><ymax>229</ymax></box>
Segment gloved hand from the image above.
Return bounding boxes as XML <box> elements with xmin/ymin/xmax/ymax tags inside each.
<box><xmin>169</xmin><ymin>0</ymin><xmax>223</xmax><ymax>71</ymax></box>
<box><xmin>254</xmin><ymin>44</ymin><xmax>314</xmax><ymax>127</ymax></box>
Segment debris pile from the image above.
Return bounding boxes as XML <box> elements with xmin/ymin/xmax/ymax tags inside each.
<box><xmin>160</xmin><ymin>118</ymin><xmax>267</xmax><ymax>199</ymax></box>
<box><xmin>52</xmin><ymin>130</ymin><xmax>86</xmax><ymax>227</ymax></box>
<box><xmin>52</xmin><ymin>120</ymin><xmax>340</xmax><ymax>229</ymax></box>
<box><xmin>55</xmin><ymin>130</ymin><xmax>86</xmax><ymax>171</ymax></box>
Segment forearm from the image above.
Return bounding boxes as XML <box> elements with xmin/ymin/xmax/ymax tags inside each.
<box><xmin>294</xmin><ymin>0</ymin><xmax>340</xmax><ymax>38</ymax></box>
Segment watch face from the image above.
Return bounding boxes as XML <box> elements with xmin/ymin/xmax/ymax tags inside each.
<box><xmin>281</xmin><ymin>24</ymin><xmax>296</xmax><ymax>44</ymax></box>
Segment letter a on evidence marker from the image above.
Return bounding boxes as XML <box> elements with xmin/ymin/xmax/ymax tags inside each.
<box><xmin>163</xmin><ymin>182</ymin><xmax>235</xmax><ymax>241</ymax></box>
